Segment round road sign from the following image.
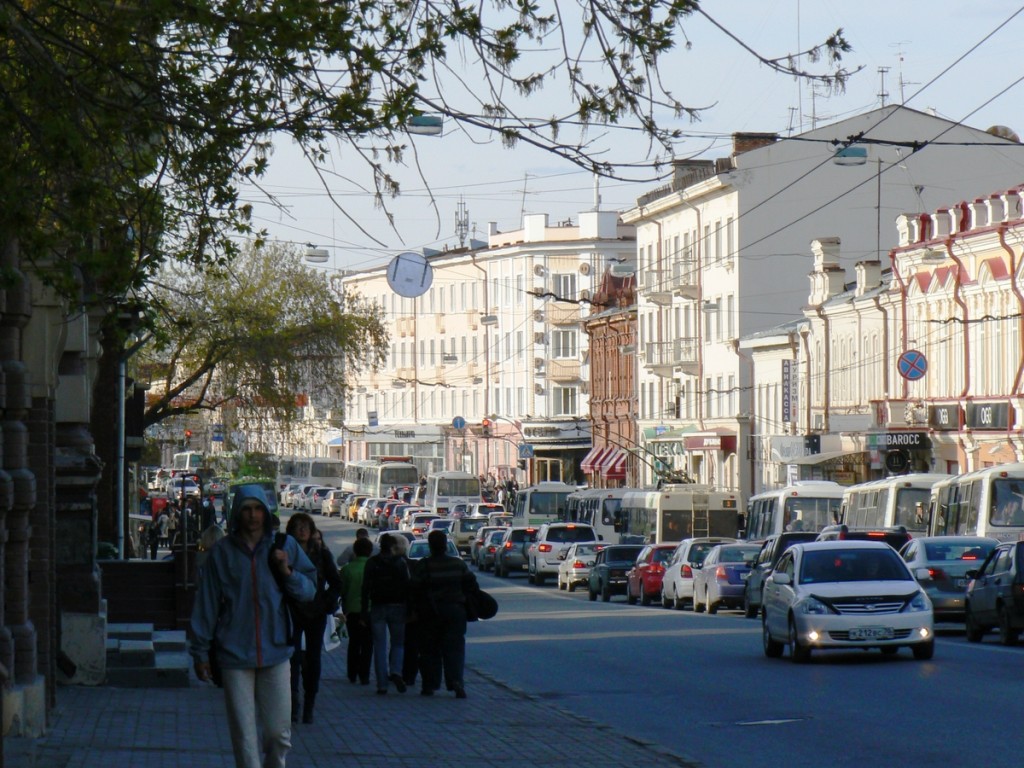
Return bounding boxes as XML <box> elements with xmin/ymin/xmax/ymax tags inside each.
<box><xmin>897</xmin><ymin>349</ymin><xmax>928</xmax><ymax>381</ymax></box>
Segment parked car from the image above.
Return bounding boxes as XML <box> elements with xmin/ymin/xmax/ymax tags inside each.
<box><xmin>292</xmin><ymin>484</ymin><xmax>318</xmax><ymax>511</ymax></box>
<box><xmin>558</xmin><ymin>542</ymin><xmax>603</xmax><ymax>592</ymax></box>
<box><xmin>347</xmin><ymin>494</ymin><xmax>368</xmax><ymax>522</ymax></box>
<box><xmin>281</xmin><ymin>483</ymin><xmax>303</xmax><ymax>507</ymax></box>
<box><xmin>476</xmin><ymin>529</ymin><xmax>508</xmax><ymax>572</ymax></box>
<box><xmin>625</xmin><ymin>543</ymin><xmax>677</xmax><ymax>606</ymax></box>
<box><xmin>407</xmin><ymin>537</ymin><xmax>461</xmax><ymax>560</ymax></box>
<box><xmin>471</xmin><ymin>525</ymin><xmax>505</xmax><ymax>566</ymax></box>
<box><xmin>528</xmin><ymin>522</ymin><xmax>600</xmax><ymax>586</ymax></box>
<box><xmin>816</xmin><ymin>524</ymin><xmax>912</xmax><ymax>551</ymax></box>
<box><xmin>964</xmin><ymin>540</ymin><xmax>1024</xmax><ymax>645</ymax></box>
<box><xmin>321</xmin><ymin>489</ymin><xmax>345</xmax><ymax>517</ymax></box>
<box><xmin>494</xmin><ymin>527</ymin><xmax>540</xmax><ymax>578</ymax></box>
<box><xmin>692</xmin><ymin>542</ymin><xmax>762</xmax><ymax>614</ymax></box>
<box><xmin>451</xmin><ymin>516</ymin><xmax>489</xmax><ymax>556</ymax></box>
<box><xmin>761</xmin><ymin>540</ymin><xmax>935</xmax><ymax>662</ymax></box>
<box><xmin>588</xmin><ymin>545</ymin><xmax>644</xmax><ymax>602</ymax></box>
<box><xmin>660</xmin><ymin>537</ymin><xmax>737</xmax><ymax>610</ymax></box>
<box><xmin>900</xmin><ymin>536</ymin><xmax>997</xmax><ymax>622</ymax></box>
<box><xmin>743</xmin><ymin>532</ymin><xmax>820</xmax><ymax>618</ymax></box>
<box><xmin>357</xmin><ymin>498</ymin><xmax>385</xmax><ymax>526</ymax></box>
<box><xmin>304</xmin><ymin>486</ymin><xmax>334</xmax><ymax>513</ymax></box>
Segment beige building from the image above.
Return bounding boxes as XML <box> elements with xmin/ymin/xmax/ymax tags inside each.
<box><xmin>341</xmin><ymin>211</ymin><xmax>635</xmax><ymax>483</ymax></box>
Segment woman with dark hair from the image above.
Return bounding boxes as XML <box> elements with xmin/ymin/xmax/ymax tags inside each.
<box><xmin>284</xmin><ymin>513</ymin><xmax>342</xmax><ymax>724</ymax></box>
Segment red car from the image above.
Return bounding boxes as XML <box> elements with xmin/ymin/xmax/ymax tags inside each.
<box><xmin>625</xmin><ymin>544</ymin><xmax>678</xmax><ymax>606</ymax></box>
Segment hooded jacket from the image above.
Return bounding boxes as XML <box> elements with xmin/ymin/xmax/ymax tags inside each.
<box><xmin>190</xmin><ymin>485</ymin><xmax>316</xmax><ymax>670</ymax></box>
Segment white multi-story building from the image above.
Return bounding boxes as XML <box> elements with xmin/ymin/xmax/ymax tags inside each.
<box><xmin>622</xmin><ymin>105</ymin><xmax>1024</xmax><ymax>495</ymax></box>
<box><xmin>745</xmin><ymin>183</ymin><xmax>1024</xmax><ymax>493</ymax></box>
<box><xmin>341</xmin><ymin>210</ymin><xmax>635</xmax><ymax>483</ymax></box>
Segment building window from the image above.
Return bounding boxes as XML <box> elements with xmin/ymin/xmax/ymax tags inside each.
<box><xmin>554</xmin><ymin>386</ymin><xmax>578</xmax><ymax>416</ymax></box>
<box><xmin>551</xmin><ymin>330</ymin><xmax>578</xmax><ymax>358</ymax></box>
<box><xmin>553</xmin><ymin>273</ymin><xmax>577</xmax><ymax>299</ymax></box>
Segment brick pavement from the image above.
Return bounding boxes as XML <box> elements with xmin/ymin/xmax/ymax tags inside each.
<box><xmin>6</xmin><ymin>642</ymin><xmax>699</xmax><ymax>768</ymax></box>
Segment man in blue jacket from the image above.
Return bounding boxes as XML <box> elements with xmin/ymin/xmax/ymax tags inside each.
<box><xmin>191</xmin><ymin>484</ymin><xmax>316</xmax><ymax>768</ymax></box>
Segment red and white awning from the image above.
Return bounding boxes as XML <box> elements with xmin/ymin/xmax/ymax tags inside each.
<box><xmin>580</xmin><ymin>446</ymin><xmax>605</xmax><ymax>473</ymax></box>
<box><xmin>600</xmin><ymin>449</ymin><xmax>627</xmax><ymax>481</ymax></box>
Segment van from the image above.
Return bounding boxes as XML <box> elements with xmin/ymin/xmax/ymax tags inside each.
<box><xmin>451</xmin><ymin>516</ymin><xmax>489</xmax><ymax>556</ymax></box>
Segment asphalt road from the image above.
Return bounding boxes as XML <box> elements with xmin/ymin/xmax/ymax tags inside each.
<box><xmin>292</xmin><ymin>513</ymin><xmax>1017</xmax><ymax>768</ymax></box>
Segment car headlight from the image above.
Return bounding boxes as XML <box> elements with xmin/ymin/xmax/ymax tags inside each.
<box><xmin>795</xmin><ymin>596</ymin><xmax>830</xmax><ymax>615</ymax></box>
<box><xmin>903</xmin><ymin>591</ymin><xmax>931</xmax><ymax>613</ymax></box>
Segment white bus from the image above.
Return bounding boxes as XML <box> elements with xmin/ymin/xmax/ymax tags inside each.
<box><xmin>277</xmin><ymin>457</ymin><xmax>345</xmax><ymax>497</ymax></box>
<box><xmin>928</xmin><ymin>463</ymin><xmax>1024</xmax><ymax>542</ymax></box>
<box><xmin>839</xmin><ymin>473</ymin><xmax>949</xmax><ymax>534</ymax></box>
<box><xmin>343</xmin><ymin>456</ymin><xmax>420</xmax><ymax>499</ymax></box>
<box><xmin>744</xmin><ymin>482</ymin><xmax>845</xmax><ymax>540</ymax></box>
<box><xmin>621</xmin><ymin>485</ymin><xmax>743</xmax><ymax>544</ymax></box>
<box><xmin>563</xmin><ymin>488</ymin><xmax>634</xmax><ymax>543</ymax></box>
<box><xmin>512</xmin><ymin>482</ymin><xmax>577</xmax><ymax>526</ymax></box>
<box><xmin>423</xmin><ymin>471</ymin><xmax>482</xmax><ymax>516</ymax></box>
<box><xmin>172</xmin><ymin>451</ymin><xmax>205</xmax><ymax>474</ymax></box>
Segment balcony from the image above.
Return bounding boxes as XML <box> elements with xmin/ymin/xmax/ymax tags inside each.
<box><xmin>548</xmin><ymin>358</ymin><xmax>581</xmax><ymax>381</ymax></box>
<box><xmin>643</xmin><ymin>337</ymin><xmax>699</xmax><ymax>377</ymax></box>
<box><xmin>547</xmin><ymin>302</ymin><xmax>581</xmax><ymax>325</ymax></box>
<box><xmin>642</xmin><ymin>269</ymin><xmax>672</xmax><ymax>306</ymax></box>
<box><xmin>670</xmin><ymin>256</ymin><xmax>700</xmax><ymax>299</ymax></box>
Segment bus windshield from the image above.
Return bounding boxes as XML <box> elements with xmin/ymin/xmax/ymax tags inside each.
<box><xmin>381</xmin><ymin>466</ymin><xmax>419</xmax><ymax>486</ymax></box>
<box><xmin>438</xmin><ymin>478</ymin><xmax>480</xmax><ymax>496</ymax></box>
<box><xmin>783</xmin><ymin>497</ymin><xmax>840</xmax><ymax>532</ymax></box>
<box><xmin>530</xmin><ymin>492</ymin><xmax>569</xmax><ymax>518</ymax></box>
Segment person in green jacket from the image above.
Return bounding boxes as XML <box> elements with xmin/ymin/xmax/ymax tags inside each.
<box><xmin>339</xmin><ymin>537</ymin><xmax>373</xmax><ymax>684</ymax></box>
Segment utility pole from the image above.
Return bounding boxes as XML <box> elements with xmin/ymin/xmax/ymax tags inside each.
<box><xmin>878</xmin><ymin>66</ymin><xmax>890</xmax><ymax>107</ymax></box>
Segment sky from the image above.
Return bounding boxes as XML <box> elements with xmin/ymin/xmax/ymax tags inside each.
<box><xmin>241</xmin><ymin>1</ymin><xmax>1024</xmax><ymax>275</ymax></box>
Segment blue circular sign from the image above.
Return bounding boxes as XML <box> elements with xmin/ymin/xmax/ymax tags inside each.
<box><xmin>452</xmin><ymin>416</ymin><xmax>466</xmax><ymax>430</ymax></box>
<box><xmin>897</xmin><ymin>349</ymin><xmax>928</xmax><ymax>381</ymax></box>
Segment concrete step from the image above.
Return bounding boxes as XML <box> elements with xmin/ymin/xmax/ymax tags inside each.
<box><xmin>106</xmin><ymin>651</ymin><xmax>191</xmax><ymax>688</ymax></box>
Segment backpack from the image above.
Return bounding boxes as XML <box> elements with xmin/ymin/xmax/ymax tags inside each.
<box><xmin>268</xmin><ymin>533</ymin><xmax>329</xmax><ymax>622</ymax></box>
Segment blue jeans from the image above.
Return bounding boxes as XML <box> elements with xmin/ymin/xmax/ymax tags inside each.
<box><xmin>370</xmin><ymin>602</ymin><xmax>407</xmax><ymax>689</ymax></box>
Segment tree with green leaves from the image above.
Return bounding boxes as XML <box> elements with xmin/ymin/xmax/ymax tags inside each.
<box><xmin>138</xmin><ymin>242</ymin><xmax>387</xmax><ymax>430</ymax></box>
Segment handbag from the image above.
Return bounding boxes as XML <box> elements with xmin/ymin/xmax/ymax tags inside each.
<box><xmin>464</xmin><ymin>586</ymin><xmax>498</xmax><ymax>622</ymax></box>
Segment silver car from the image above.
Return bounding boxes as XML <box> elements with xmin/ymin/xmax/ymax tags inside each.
<box><xmin>557</xmin><ymin>542</ymin><xmax>602</xmax><ymax>592</ymax></box>
<box><xmin>899</xmin><ymin>535</ymin><xmax>997</xmax><ymax>621</ymax></box>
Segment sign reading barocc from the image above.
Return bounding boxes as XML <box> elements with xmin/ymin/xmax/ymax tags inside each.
<box><xmin>868</xmin><ymin>432</ymin><xmax>932</xmax><ymax>450</ymax></box>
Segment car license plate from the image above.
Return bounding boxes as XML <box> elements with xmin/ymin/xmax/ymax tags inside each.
<box><xmin>849</xmin><ymin>626</ymin><xmax>894</xmax><ymax>640</ymax></box>
<box><xmin>521</xmin><ymin>564</ymin><xmax>528</xmax><ymax>570</ymax></box>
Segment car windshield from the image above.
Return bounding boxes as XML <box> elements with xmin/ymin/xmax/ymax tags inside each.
<box><xmin>800</xmin><ymin>549</ymin><xmax>911</xmax><ymax>584</ymax></box>
<box><xmin>719</xmin><ymin>546</ymin><xmax>761</xmax><ymax>563</ymax></box>
<box><xmin>547</xmin><ymin>526</ymin><xmax>597</xmax><ymax>543</ymax></box>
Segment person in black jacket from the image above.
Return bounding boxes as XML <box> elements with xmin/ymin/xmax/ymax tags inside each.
<box><xmin>410</xmin><ymin>530</ymin><xmax>478</xmax><ymax>699</ymax></box>
<box><xmin>284</xmin><ymin>513</ymin><xmax>342</xmax><ymax>724</ymax></box>
<box><xmin>361</xmin><ymin>533</ymin><xmax>410</xmax><ymax>694</ymax></box>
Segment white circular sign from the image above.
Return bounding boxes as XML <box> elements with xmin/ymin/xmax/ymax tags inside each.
<box><xmin>387</xmin><ymin>252</ymin><xmax>433</xmax><ymax>298</ymax></box>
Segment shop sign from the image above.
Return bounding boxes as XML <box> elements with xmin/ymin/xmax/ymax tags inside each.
<box><xmin>867</xmin><ymin>432</ymin><xmax>931</xmax><ymax>450</ymax></box>
<box><xmin>966</xmin><ymin>402</ymin><xmax>1010</xmax><ymax>430</ymax></box>
<box><xmin>685</xmin><ymin>436</ymin><xmax>721</xmax><ymax>451</ymax></box>
<box><xmin>928</xmin><ymin>404</ymin><xmax>961</xmax><ymax>431</ymax></box>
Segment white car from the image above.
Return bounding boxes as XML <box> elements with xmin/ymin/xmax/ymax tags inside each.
<box><xmin>527</xmin><ymin>522</ymin><xmax>600</xmax><ymax>586</ymax></box>
<box><xmin>557</xmin><ymin>542</ymin><xmax>603</xmax><ymax>592</ymax></box>
<box><xmin>761</xmin><ymin>540</ymin><xmax>934</xmax><ymax>662</ymax></box>
<box><xmin>660</xmin><ymin>537</ymin><xmax>736</xmax><ymax>609</ymax></box>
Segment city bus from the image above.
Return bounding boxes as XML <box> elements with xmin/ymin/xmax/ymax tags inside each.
<box><xmin>422</xmin><ymin>471</ymin><xmax>482</xmax><ymax>516</ymax></box>
<box><xmin>277</xmin><ymin>457</ymin><xmax>345</xmax><ymax>498</ymax></box>
<box><xmin>839</xmin><ymin>473</ymin><xmax>949</xmax><ymax>534</ymax></box>
<box><xmin>620</xmin><ymin>485</ymin><xmax>743</xmax><ymax>544</ymax></box>
<box><xmin>511</xmin><ymin>482</ymin><xmax>577</xmax><ymax>526</ymax></box>
<box><xmin>342</xmin><ymin>456</ymin><xmax>420</xmax><ymax>499</ymax></box>
<box><xmin>172</xmin><ymin>451</ymin><xmax>205</xmax><ymax>474</ymax></box>
<box><xmin>928</xmin><ymin>463</ymin><xmax>1024</xmax><ymax>542</ymax></box>
<box><xmin>562</xmin><ymin>488</ymin><xmax>634</xmax><ymax>543</ymax></box>
<box><xmin>744</xmin><ymin>482</ymin><xmax>845</xmax><ymax>539</ymax></box>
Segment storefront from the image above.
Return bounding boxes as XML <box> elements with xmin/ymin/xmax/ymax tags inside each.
<box><xmin>520</xmin><ymin>421</ymin><xmax>592</xmax><ymax>484</ymax></box>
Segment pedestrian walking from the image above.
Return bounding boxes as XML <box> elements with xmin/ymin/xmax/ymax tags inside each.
<box><xmin>338</xmin><ymin>536</ymin><xmax>373</xmax><ymax>685</ymax></box>
<box><xmin>190</xmin><ymin>484</ymin><xmax>317</xmax><ymax>768</ymax></box>
<box><xmin>361</xmin><ymin>532</ymin><xmax>410</xmax><ymax>694</ymax></box>
<box><xmin>157</xmin><ymin>510</ymin><xmax>169</xmax><ymax>547</ymax></box>
<box><xmin>337</xmin><ymin>527</ymin><xmax>378</xmax><ymax>567</ymax></box>
<box><xmin>410</xmin><ymin>530</ymin><xmax>478</xmax><ymax>699</ymax></box>
<box><xmin>284</xmin><ymin>513</ymin><xmax>342</xmax><ymax>724</ymax></box>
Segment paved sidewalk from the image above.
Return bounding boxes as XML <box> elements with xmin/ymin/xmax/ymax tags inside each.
<box><xmin>7</xmin><ymin>644</ymin><xmax>698</xmax><ymax>768</ymax></box>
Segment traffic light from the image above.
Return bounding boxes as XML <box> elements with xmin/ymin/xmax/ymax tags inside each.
<box><xmin>184</xmin><ymin>429</ymin><xmax>193</xmax><ymax>442</ymax></box>
<box><xmin>481</xmin><ymin>418</ymin><xmax>493</xmax><ymax>437</ymax></box>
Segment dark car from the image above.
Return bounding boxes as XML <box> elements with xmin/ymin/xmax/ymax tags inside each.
<box><xmin>816</xmin><ymin>524</ymin><xmax>912</xmax><ymax>551</ymax></box>
<box><xmin>495</xmin><ymin>527</ymin><xmax>539</xmax><ymax>578</ymax></box>
<box><xmin>588</xmin><ymin>545</ymin><xmax>644</xmax><ymax>602</ymax></box>
<box><xmin>965</xmin><ymin>540</ymin><xmax>1024</xmax><ymax>645</ymax></box>
<box><xmin>743</xmin><ymin>532</ymin><xmax>819</xmax><ymax>618</ymax></box>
